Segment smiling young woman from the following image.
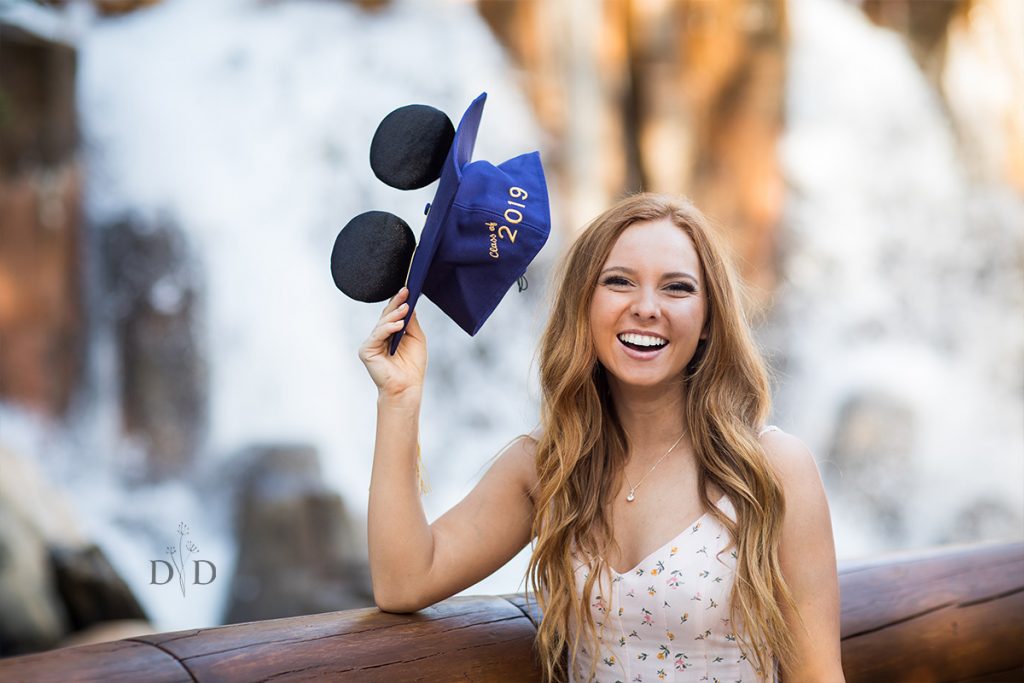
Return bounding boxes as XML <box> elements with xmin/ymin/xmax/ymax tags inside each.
<box><xmin>589</xmin><ymin>217</ymin><xmax>708</xmax><ymax>393</ymax></box>
<box><xmin>362</xmin><ymin>193</ymin><xmax>844</xmax><ymax>683</ymax></box>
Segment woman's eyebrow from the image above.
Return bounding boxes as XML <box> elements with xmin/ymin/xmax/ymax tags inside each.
<box><xmin>600</xmin><ymin>266</ymin><xmax>699</xmax><ymax>281</ymax></box>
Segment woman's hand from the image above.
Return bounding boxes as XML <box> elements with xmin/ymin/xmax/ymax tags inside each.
<box><xmin>358</xmin><ymin>287</ymin><xmax>428</xmax><ymax>398</ymax></box>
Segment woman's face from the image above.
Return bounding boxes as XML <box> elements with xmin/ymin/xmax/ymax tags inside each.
<box><xmin>588</xmin><ymin>217</ymin><xmax>708</xmax><ymax>391</ymax></box>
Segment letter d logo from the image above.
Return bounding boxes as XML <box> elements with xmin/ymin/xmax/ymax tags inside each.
<box><xmin>193</xmin><ymin>560</ymin><xmax>217</xmax><ymax>586</ymax></box>
<box><xmin>150</xmin><ymin>560</ymin><xmax>174</xmax><ymax>585</ymax></box>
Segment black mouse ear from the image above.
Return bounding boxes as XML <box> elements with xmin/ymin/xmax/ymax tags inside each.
<box><xmin>331</xmin><ymin>211</ymin><xmax>416</xmax><ymax>302</ymax></box>
<box><xmin>369</xmin><ymin>104</ymin><xmax>455</xmax><ymax>190</ymax></box>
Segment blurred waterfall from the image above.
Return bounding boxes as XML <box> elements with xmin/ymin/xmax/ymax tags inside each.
<box><xmin>773</xmin><ymin>0</ymin><xmax>1024</xmax><ymax>556</ymax></box>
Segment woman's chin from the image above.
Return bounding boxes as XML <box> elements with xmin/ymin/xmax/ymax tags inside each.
<box><xmin>606</xmin><ymin>368</ymin><xmax>687</xmax><ymax>393</ymax></box>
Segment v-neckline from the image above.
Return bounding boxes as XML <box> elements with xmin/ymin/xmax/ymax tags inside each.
<box><xmin>603</xmin><ymin>495</ymin><xmax>729</xmax><ymax>576</ymax></box>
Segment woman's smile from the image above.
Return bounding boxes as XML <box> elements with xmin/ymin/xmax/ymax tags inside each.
<box><xmin>616</xmin><ymin>329</ymin><xmax>670</xmax><ymax>359</ymax></box>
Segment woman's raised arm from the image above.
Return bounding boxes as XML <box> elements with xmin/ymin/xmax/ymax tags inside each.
<box><xmin>367</xmin><ymin>407</ymin><xmax>537</xmax><ymax>614</ymax></box>
<box><xmin>360</xmin><ymin>288</ymin><xmax>537</xmax><ymax>612</ymax></box>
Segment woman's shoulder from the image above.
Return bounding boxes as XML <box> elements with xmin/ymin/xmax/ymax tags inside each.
<box><xmin>494</xmin><ymin>427</ymin><xmax>541</xmax><ymax>454</ymax></box>
<box><xmin>492</xmin><ymin>428</ymin><xmax>542</xmax><ymax>503</ymax></box>
<box><xmin>756</xmin><ymin>426</ymin><xmax>824</xmax><ymax>499</ymax></box>
<box><xmin>505</xmin><ymin>426</ymin><xmax>542</xmax><ymax>456</ymax></box>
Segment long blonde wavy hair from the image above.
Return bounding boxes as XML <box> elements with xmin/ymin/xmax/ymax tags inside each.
<box><xmin>525</xmin><ymin>193</ymin><xmax>798</xmax><ymax>682</ymax></box>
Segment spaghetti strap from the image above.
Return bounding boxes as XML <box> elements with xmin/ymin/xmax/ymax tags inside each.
<box><xmin>758</xmin><ymin>424</ymin><xmax>780</xmax><ymax>437</ymax></box>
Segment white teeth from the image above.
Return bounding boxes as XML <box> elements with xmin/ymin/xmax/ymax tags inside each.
<box><xmin>618</xmin><ymin>333</ymin><xmax>668</xmax><ymax>348</ymax></box>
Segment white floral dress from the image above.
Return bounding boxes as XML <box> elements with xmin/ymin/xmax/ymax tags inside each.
<box><xmin>566</xmin><ymin>427</ymin><xmax>780</xmax><ymax>683</ymax></box>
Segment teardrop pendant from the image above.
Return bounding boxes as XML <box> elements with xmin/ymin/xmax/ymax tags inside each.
<box><xmin>626</xmin><ymin>491</ymin><xmax>636</xmax><ymax>502</ymax></box>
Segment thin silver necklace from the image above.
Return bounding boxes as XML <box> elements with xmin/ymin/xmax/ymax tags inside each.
<box><xmin>623</xmin><ymin>431</ymin><xmax>686</xmax><ymax>502</ymax></box>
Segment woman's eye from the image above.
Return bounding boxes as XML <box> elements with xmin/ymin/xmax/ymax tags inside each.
<box><xmin>601</xmin><ymin>276</ymin><xmax>631</xmax><ymax>287</ymax></box>
<box><xmin>667</xmin><ymin>282</ymin><xmax>696</xmax><ymax>293</ymax></box>
<box><xmin>601</xmin><ymin>277</ymin><xmax>696</xmax><ymax>293</ymax></box>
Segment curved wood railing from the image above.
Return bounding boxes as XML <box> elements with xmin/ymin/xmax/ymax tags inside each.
<box><xmin>1</xmin><ymin>541</ymin><xmax>1020</xmax><ymax>682</ymax></box>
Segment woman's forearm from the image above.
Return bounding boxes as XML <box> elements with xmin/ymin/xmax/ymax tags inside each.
<box><xmin>367</xmin><ymin>389</ymin><xmax>434</xmax><ymax>611</ymax></box>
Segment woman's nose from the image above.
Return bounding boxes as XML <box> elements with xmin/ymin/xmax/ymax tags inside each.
<box><xmin>630</xmin><ymin>287</ymin><xmax>660</xmax><ymax>319</ymax></box>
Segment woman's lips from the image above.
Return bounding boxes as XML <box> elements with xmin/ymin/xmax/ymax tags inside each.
<box><xmin>618</xmin><ymin>336</ymin><xmax>668</xmax><ymax>360</ymax></box>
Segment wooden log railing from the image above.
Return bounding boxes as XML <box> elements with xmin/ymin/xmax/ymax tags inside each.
<box><xmin>1</xmin><ymin>541</ymin><xmax>1020</xmax><ymax>682</ymax></box>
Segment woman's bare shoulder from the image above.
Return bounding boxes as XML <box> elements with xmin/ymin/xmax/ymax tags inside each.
<box><xmin>758</xmin><ymin>427</ymin><xmax>830</xmax><ymax>519</ymax></box>
<box><xmin>496</xmin><ymin>428</ymin><xmax>542</xmax><ymax>503</ymax></box>
<box><xmin>757</xmin><ymin>427</ymin><xmax>819</xmax><ymax>479</ymax></box>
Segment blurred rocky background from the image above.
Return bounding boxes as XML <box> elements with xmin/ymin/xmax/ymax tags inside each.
<box><xmin>1</xmin><ymin>0</ymin><xmax>1021</xmax><ymax>657</ymax></box>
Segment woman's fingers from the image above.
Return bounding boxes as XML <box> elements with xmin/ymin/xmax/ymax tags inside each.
<box><xmin>371</xmin><ymin>308</ymin><xmax>407</xmax><ymax>342</ymax></box>
<box><xmin>378</xmin><ymin>302</ymin><xmax>408</xmax><ymax>327</ymax></box>
<box><xmin>366</xmin><ymin>289</ymin><xmax>410</xmax><ymax>345</ymax></box>
<box><xmin>381</xmin><ymin>286</ymin><xmax>409</xmax><ymax>317</ymax></box>
<box><xmin>387</xmin><ymin>302</ymin><xmax>409</xmax><ymax>321</ymax></box>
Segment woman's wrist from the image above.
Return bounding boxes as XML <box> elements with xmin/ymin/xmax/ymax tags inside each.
<box><xmin>377</xmin><ymin>385</ymin><xmax>423</xmax><ymax>408</ymax></box>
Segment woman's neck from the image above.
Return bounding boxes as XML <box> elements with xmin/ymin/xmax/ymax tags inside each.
<box><xmin>608</xmin><ymin>377</ymin><xmax>691</xmax><ymax>463</ymax></box>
